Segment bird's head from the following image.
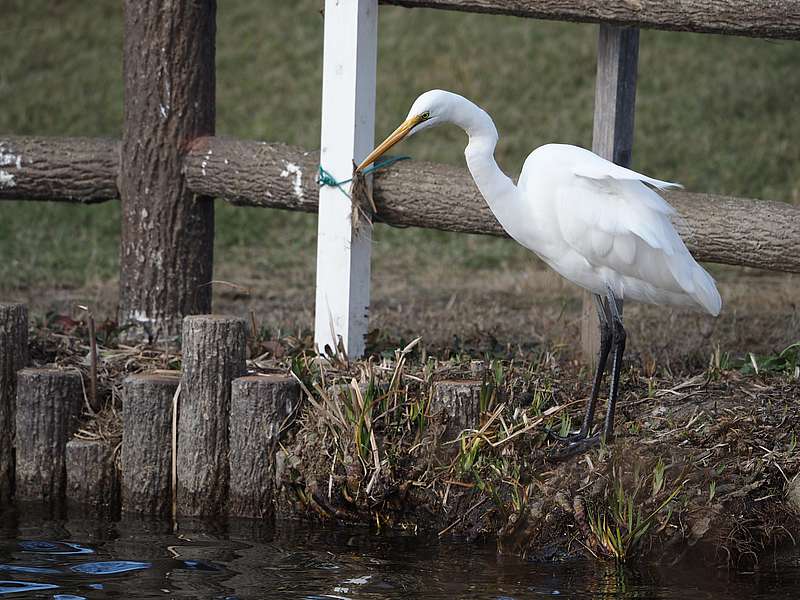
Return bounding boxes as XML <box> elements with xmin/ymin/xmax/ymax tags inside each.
<box><xmin>356</xmin><ymin>89</ymin><xmax>455</xmax><ymax>172</ymax></box>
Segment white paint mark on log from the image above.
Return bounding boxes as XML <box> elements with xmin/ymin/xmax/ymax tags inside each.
<box><xmin>159</xmin><ymin>104</ymin><xmax>168</xmax><ymax>119</ymax></box>
<box><xmin>201</xmin><ymin>149</ymin><xmax>212</xmax><ymax>176</ymax></box>
<box><xmin>0</xmin><ymin>171</ymin><xmax>15</xmax><ymax>188</ymax></box>
<box><xmin>280</xmin><ymin>162</ymin><xmax>304</xmax><ymax>200</ymax></box>
<box><xmin>130</xmin><ymin>310</ymin><xmax>155</xmax><ymax>325</ymax></box>
<box><xmin>0</xmin><ymin>147</ymin><xmax>22</xmax><ymax>169</ymax></box>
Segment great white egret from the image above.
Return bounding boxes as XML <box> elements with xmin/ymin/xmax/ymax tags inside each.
<box><xmin>357</xmin><ymin>89</ymin><xmax>721</xmax><ymax>453</ymax></box>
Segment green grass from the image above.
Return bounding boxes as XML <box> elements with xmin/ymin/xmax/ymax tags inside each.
<box><xmin>1</xmin><ymin>0</ymin><xmax>799</xmax><ymax>292</ymax></box>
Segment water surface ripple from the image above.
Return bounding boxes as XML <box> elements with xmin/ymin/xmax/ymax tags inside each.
<box><xmin>0</xmin><ymin>516</ymin><xmax>797</xmax><ymax>599</ymax></box>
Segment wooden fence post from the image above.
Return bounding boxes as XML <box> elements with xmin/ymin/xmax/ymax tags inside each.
<box><xmin>15</xmin><ymin>369</ymin><xmax>83</xmax><ymax>513</ymax></box>
<box><xmin>582</xmin><ymin>25</ymin><xmax>640</xmax><ymax>363</ymax></box>
<box><xmin>121</xmin><ymin>373</ymin><xmax>179</xmax><ymax>516</ymax></box>
<box><xmin>119</xmin><ymin>0</ymin><xmax>216</xmax><ymax>342</ymax></box>
<box><xmin>177</xmin><ymin>315</ymin><xmax>246</xmax><ymax>517</ymax></box>
<box><xmin>314</xmin><ymin>0</ymin><xmax>378</xmax><ymax>358</ymax></box>
<box><xmin>229</xmin><ymin>375</ymin><xmax>299</xmax><ymax>519</ymax></box>
<box><xmin>431</xmin><ymin>380</ymin><xmax>483</xmax><ymax>442</ymax></box>
<box><xmin>66</xmin><ymin>439</ymin><xmax>120</xmax><ymax>518</ymax></box>
<box><xmin>0</xmin><ymin>303</ymin><xmax>27</xmax><ymax>502</ymax></box>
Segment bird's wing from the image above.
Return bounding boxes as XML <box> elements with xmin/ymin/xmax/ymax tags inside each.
<box><xmin>572</xmin><ymin>152</ymin><xmax>683</xmax><ymax>192</ymax></box>
<box><xmin>554</xmin><ymin>152</ymin><xmax>720</xmax><ymax>314</ymax></box>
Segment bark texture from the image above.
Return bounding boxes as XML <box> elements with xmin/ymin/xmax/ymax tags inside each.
<box><xmin>0</xmin><ymin>303</ymin><xmax>27</xmax><ymax>502</ymax></box>
<box><xmin>380</xmin><ymin>0</ymin><xmax>800</xmax><ymax>39</ymax></box>
<box><xmin>14</xmin><ymin>369</ymin><xmax>83</xmax><ymax>512</ymax></box>
<box><xmin>177</xmin><ymin>315</ymin><xmax>246</xmax><ymax>517</ymax></box>
<box><xmin>66</xmin><ymin>438</ymin><xmax>120</xmax><ymax>517</ymax></box>
<box><xmin>121</xmin><ymin>373</ymin><xmax>179</xmax><ymax>516</ymax></box>
<box><xmin>229</xmin><ymin>375</ymin><xmax>299</xmax><ymax>519</ymax></box>
<box><xmin>0</xmin><ymin>137</ymin><xmax>118</xmax><ymax>202</ymax></box>
<box><xmin>119</xmin><ymin>0</ymin><xmax>216</xmax><ymax>342</ymax></box>
<box><xmin>3</xmin><ymin>135</ymin><xmax>798</xmax><ymax>274</ymax></box>
<box><xmin>184</xmin><ymin>137</ymin><xmax>800</xmax><ymax>274</ymax></box>
<box><xmin>431</xmin><ymin>380</ymin><xmax>483</xmax><ymax>442</ymax></box>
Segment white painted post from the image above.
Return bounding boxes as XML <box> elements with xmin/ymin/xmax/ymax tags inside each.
<box><xmin>314</xmin><ymin>0</ymin><xmax>378</xmax><ymax>358</ymax></box>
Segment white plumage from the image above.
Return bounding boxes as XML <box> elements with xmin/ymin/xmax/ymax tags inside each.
<box><xmin>358</xmin><ymin>89</ymin><xmax>722</xmax><ymax>449</ymax></box>
<box><xmin>514</xmin><ymin>143</ymin><xmax>721</xmax><ymax>316</ymax></box>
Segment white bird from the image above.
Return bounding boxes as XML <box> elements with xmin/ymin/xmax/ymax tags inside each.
<box><xmin>357</xmin><ymin>89</ymin><xmax>721</xmax><ymax>452</ymax></box>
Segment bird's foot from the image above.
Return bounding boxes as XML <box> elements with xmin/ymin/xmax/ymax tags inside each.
<box><xmin>544</xmin><ymin>427</ymin><xmax>587</xmax><ymax>444</ymax></box>
<box><xmin>546</xmin><ymin>432</ymin><xmax>606</xmax><ymax>460</ymax></box>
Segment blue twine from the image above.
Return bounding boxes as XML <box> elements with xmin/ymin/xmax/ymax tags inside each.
<box><xmin>317</xmin><ymin>155</ymin><xmax>410</xmax><ymax>198</ymax></box>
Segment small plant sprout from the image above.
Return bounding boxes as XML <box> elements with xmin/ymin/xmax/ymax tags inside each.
<box><xmin>651</xmin><ymin>458</ymin><xmax>665</xmax><ymax>498</ymax></box>
<box><xmin>588</xmin><ymin>465</ymin><xmax>684</xmax><ymax>562</ymax></box>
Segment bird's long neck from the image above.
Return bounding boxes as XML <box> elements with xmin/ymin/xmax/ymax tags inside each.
<box><xmin>452</xmin><ymin>98</ymin><xmax>518</xmax><ymax>217</ymax></box>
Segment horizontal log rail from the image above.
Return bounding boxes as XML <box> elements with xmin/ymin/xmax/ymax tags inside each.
<box><xmin>2</xmin><ymin>135</ymin><xmax>800</xmax><ymax>273</ymax></box>
<box><xmin>380</xmin><ymin>1</ymin><xmax>800</xmax><ymax>40</ymax></box>
<box><xmin>0</xmin><ymin>137</ymin><xmax>118</xmax><ymax>203</ymax></box>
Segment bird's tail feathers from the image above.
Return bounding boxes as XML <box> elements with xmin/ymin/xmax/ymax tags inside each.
<box><xmin>641</xmin><ymin>175</ymin><xmax>683</xmax><ymax>191</ymax></box>
<box><xmin>691</xmin><ymin>266</ymin><xmax>722</xmax><ymax>316</ymax></box>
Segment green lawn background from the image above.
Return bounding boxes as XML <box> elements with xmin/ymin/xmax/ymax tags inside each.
<box><xmin>1</xmin><ymin>0</ymin><xmax>798</xmax><ymax>293</ymax></box>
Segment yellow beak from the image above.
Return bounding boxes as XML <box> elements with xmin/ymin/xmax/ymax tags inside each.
<box><xmin>356</xmin><ymin>115</ymin><xmax>424</xmax><ymax>172</ymax></box>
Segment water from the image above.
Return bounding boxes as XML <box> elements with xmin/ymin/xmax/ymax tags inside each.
<box><xmin>0</xmin><ymin>515</ymin><xmax>798</xmax><ymax>599</ymax></box>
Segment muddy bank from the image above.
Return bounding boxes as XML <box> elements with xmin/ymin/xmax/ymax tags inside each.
<box><xmin>22</xmin><ymin>323</ymin><xmax>800</xmax><ymax>567</ymax></box>
<box><xmin>271</xmin><ymin>349</ymin><xmax>800</xmax><ymax>567</ymax></box>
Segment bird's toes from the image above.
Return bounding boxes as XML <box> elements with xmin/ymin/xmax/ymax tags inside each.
<box><xmin>544</xmin><ymin>426</ymin><xmax>586</xmax><ymax>444</ymax></box>
<box><xmin>546</xmin><ymin>432</ymin><xmax>603</xmax><ymax>460</ymax></box>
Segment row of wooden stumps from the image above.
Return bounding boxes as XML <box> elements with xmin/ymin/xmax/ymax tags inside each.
<box><xmin>1</xmin><ymin>301</ymin><xmax>488</xmax><ymax>522</ymax></box>
<box><xmin>0</xmin><ymin>303</ymin><xmax>298</xmax><ymax>520</ymax></box>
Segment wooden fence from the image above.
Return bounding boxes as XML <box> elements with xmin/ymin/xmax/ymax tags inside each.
<box><xmin>1</xmin><ymin>0</ymin><xmax>799</xmax><ymax>359</ymax></box>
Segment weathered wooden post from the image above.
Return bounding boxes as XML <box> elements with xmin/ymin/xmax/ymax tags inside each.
<box><xmin>119</xmin><ymin>0</ymin><xmax>216</xmax><ymax>341</ymax></box>
<box><xmin>66</xmin><ymin>439</ymin><xmax>119</xmax><ymax>517</ymax></box>
<box><xmin>314</xmin><ymin>0</ymin><xmax>378</xmax><ymax>358</ymax></box>
<box><xmin>229</xmin><ymin>375</ymin><xmax>299</xmax><ymax>519</ymax></box>
<box><xmin>121</xmin><ymin>373</ymin><xmax>179</xmax><ymax>515</ymax></box>
<box><xmin>581</xmin><ymin>25</ymin><xmax>640</xmax><ymax>363</ymax></box>
<box><xmin>0</xmin><ymin>302</ymin><xmax>27</xmax><ymax>502</ymax></box>
<box><xmin>431</xmin><ymin>380</ymin><xmax>483</xmax><ymax>442</ymax></box>
<box><xmin>177</xmin><ymin>316</ymin><xmax>246</xmax><ymax>516</ymax></box>
<box><xmin>15</xmin><ymin>369</ymin><xmax>83</xmax><ymax>512</ymax></box>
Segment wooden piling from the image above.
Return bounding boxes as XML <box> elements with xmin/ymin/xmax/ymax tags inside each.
<box><xmin>431</xmin><ymin>380</ymin><xmax>483</xmax><ymax>442</ymax></box>
<box><xmin>177</xmin><ymin>315</ymin><xmax>246</xmax><ymax>517</ymax></box>
<box><xmin>0</xmin><ymin>302</ymin><xmax>28</xmax><ymax>502</ymax></box>
<box><xmin>229</xmin><ymin>375</ymin><xmax>299</xmax><ymax>519</ymax></box>
<box><xmin>581</xmin><ymin>25</ymin><xmax>640</xmax><ymax>363</ymax></box>
<box><xmin>119</xmin><ymin>0</ymin><xmax>216</xmax><ymax>341</ymax></box>
<box><xmin>121</xmin><ymin>373</ymin><xmax>179</xmax><ymax>516</ymax></box>
<box><xmin>15</xmin><ymin>368</ymin><xmax>83</xmax><ymax>511</ymax></box>
<box><xmin>66</xmin><ymin>438</ymin><xmax>119</xmax><ymax>517</ymax></box>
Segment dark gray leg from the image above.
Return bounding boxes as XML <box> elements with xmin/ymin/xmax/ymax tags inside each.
<box><xmin>602</xmin><ymin>290</ymin><xmax>625</xmax><ymax>440</ymax></box>
<box><xmin>577</xmin><ymin>295</ymin><xmax>613</xmax><ymax>438</ymax></box>
<box><xmin>546</xmin><ymin>295</ymin><xmax>615</xmax><ymax>455</ymax></box>
<box><xmin>547</xmin><ymin>290</ymin><xmax>625</xmax><ymax>459</ymax></box>
<box><xmin>547</xmin><ymin>295</ymin><xmax>612</xmax><ymax>442</ymax></box>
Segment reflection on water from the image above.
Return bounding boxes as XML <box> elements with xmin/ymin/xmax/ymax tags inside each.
<box><xmin>0</xmin><ymin>511</ymin><xmax>798</xmax><ymax>599</ymax></box>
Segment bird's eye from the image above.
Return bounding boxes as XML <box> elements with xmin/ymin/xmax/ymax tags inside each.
<box><xmin>420</xmin><ymin>111</ymin><xmax>431</xmax><ymax>120</ymax></box>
